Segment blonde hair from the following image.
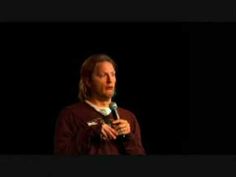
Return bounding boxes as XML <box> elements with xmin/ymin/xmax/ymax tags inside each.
<box><xmin>78</xmin><ymin>54</ymin><xmax>117</xmax><ymax>101</ymax></box>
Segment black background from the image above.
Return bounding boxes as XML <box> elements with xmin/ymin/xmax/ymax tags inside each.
<box><xmin>1</xmin><ymin>22</ymin><xmax>236</xmax><ymax>154</ymax></box>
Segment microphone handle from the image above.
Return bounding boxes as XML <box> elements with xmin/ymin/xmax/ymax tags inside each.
<box><xmin>114</xmin><ymin>109</ymin><xmax>120</xmax><ymax>120</ymax></box>
<box><xmin>113</xmin><ymin>109</ymin><xmax>125</xmax><ymax>138</ymax></box>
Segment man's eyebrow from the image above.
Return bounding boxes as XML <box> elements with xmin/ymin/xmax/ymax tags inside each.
<box><xmin>98</xmin><ymin>71</ymin><xmax>116</xmax><ymax>74</ymax></box>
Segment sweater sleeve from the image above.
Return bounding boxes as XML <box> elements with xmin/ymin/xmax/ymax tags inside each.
<box><xmin>54</xmin><ymin>108</ymin><xmax>102</xmax><ymax>155</ymax></box>
<box><xmin>122</xmin><ymin>113</ymin><xmax>146</xmax><ymax>155</ymax></box>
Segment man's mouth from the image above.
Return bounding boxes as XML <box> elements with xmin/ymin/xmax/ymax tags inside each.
<box><xmin>106</xmin><ymin>86</ymin><xmax>114</xmax><ymax>90</ymax></box>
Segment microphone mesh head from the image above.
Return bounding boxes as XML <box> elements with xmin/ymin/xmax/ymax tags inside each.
<box><xmin>109</xmin><ymin>102</ymin><xmax>118</xmax><ymax>110</ymax></box>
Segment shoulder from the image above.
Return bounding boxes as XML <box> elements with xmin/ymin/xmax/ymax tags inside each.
<box><xmin>118</xmin><ymin>107</ymin><xmax>136</xmax><ymax>119</ymax></box>
<box><xmin>59</xmin><ymin>102</ymin><xmax>92</xmax><ymax>116</ymax></box>
<box><xmin>63</xmin><ymin>102</ymin><xmax>88</xmax><ymax>110</ymax></box>
<box><xmin>117</xmin><ymin>107</ymin><xmax>141</xmax><ymax>129</ymax></box>
<box><xmin>56</xmin><ymin>102</ymin><xmax>97</xmax><ymax>125</ymax></box>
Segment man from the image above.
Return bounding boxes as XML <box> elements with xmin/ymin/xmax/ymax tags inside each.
<box><xmin>54</xmin><ymin>54</ymin><xmax>145</xmax><ymax>155</ymax></box>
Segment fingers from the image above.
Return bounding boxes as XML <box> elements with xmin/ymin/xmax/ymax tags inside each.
<box><xmin>112</xmin><ymin>119</ymin><xmax>127</xmax><ymax>125</ymax></box>
<box><xmin>117</xmin><ymin>126</ymin><xmax>130</xmax><ymax>135</ymax></box>
<box><xmin>112</xmin><ymin>119</ymin><xmax>131</xmax><ymax>135</ymax></box>
<box><xmin>106</xmin><ymin>126</ymin><xmax>118</xmax><ymax>139</ymax></box>
<box><xmin>101</xmin><ymin>127</ymin><xmax>108</xmax><ymax>139</ymax></box>
<box><xmin>101</xmin><ymin>124</ymin><xmax>118</xmax><ymax>140</ymax></box>
<box><xmin>100</xmin><ymin>119</ymin><xmax>131</xmax><ymax>141</ymax></box>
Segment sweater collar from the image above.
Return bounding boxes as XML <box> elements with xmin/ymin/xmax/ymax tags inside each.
<box><xmin>85</xmin><ymin>100</ymin><xmax>112</xmax><ymax>116</ymax></box>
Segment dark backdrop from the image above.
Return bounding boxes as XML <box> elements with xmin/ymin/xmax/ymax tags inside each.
<box><xmin>1</xmin><ymin>23</ymin><xmax>235</xmax><ymax>154</ymax></box>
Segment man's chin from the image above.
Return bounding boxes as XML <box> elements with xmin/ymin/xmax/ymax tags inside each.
<box><xmin>100</xmin><ymin>93</ymin><xmax>114</xmax><ymax>100</ymax></box>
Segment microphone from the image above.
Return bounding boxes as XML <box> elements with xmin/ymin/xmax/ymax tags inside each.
<box><xmin>109</xmin><ymin>102</ymin><xmax>120</xmax><ymax>120</ymax></box>
<box><xmin>109</xmin><ymin>102</ymin><xmax>125</xmax><ymax>138</ymax></box>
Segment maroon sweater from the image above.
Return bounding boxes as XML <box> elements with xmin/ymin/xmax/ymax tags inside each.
<box><xmin>54</xmin><ymin>102</ymin><xmax>145</xmax><ymax>155</ymax></box>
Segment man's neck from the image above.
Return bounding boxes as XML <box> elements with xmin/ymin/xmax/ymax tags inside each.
<box><xmin>87</xmin><ymin>98</ymin><xmax>111</xmax><ymax>108</ymax></box>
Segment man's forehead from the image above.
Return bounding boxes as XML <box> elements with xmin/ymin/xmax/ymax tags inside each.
<box><xmin>94</xmin><ymin>61</ymin><xmax>115</xmax><ymax>72</ymax></box>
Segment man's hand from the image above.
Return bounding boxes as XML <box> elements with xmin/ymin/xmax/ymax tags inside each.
<box><xmin>100</xmin><ymin>123</ymin><xmax>118</xmax><ymax>140</ymax></box>
<box><xmin>112</xmin><ymin>119</ymin><xmax>131</xmax><ymax>135</ymax></box>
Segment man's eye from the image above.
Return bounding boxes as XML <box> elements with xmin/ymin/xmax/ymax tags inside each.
<box><xmin>98</xmin><ymin>74</ymin><xmax>106</xmax><ymax>77</ymax></box>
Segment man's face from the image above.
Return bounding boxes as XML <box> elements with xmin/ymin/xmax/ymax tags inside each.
<box><xmin>88</xmin><ymin>61</ymin><xmax>116</xmax><ymax>101</ymax></box>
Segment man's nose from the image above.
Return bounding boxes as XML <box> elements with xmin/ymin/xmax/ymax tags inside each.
<box><xmin>107</xmin><ymin>75</ymin><xmax>112</xmax><ymax>83</ymax></box>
